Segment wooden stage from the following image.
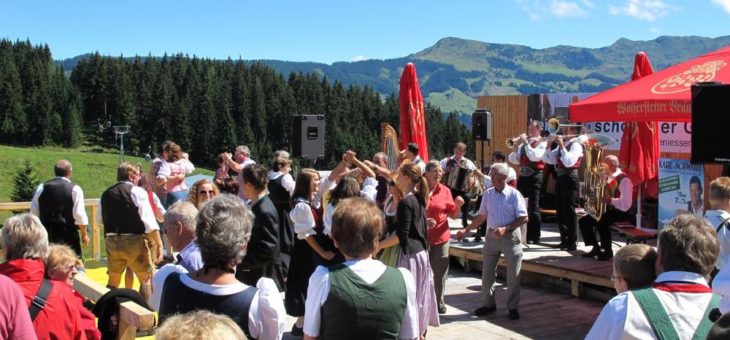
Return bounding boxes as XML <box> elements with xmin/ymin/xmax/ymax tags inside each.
<box><xmin>447</xmin><ymin>219</ymin><xmax>657</xmax><ymax>300</ymax></box>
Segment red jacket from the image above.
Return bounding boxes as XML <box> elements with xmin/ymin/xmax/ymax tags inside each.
<box><xmin>0</xmin><ymin>259</ymin><xmax>89</xmax><ymax>340</ymax></box>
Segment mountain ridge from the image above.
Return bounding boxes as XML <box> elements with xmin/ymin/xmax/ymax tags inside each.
<box><xmin>56</xmin><ymin>35</ymin><xmax>730</xmax><ymax>114</ymax></box>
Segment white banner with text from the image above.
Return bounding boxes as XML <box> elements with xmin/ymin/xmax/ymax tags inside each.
<box><xmin>583</xmin><ymin>121</ymin><xmax>692</xmax><ymax>153</ymax></box>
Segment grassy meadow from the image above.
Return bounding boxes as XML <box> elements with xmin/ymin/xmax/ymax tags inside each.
<box><xmin>0</xmin><ymin>144</ymin><xmax>213</xmax><ymax>259</ymax></box>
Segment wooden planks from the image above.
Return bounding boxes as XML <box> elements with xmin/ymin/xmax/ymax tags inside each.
<box><xmin>474</xmin><ymin>95</ymin><xmax>528</xmax><ymax>168</ymax></box>
<box><xmin>74</xmin><ymin>275</ymin><xmax>155</xmax><ymax>340</ymax></box>
<box><xmin>449</xmin><ymin>224</ymin><xmax>618</xmax><ymax>299</ymax></box>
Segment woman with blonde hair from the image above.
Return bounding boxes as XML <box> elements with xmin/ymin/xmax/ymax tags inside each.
<box><xmin>45</xmin><ymin>244</ymin><xmax>83</xmax><ymax>285</ymax></box>
<box><xmin>375</xmin><ymin>163</ymin><xmax>440</xmax><ymax>336</ymax></box>
<box><xmin>45</xmin><ymin>244</ymin><xmax>102</xmax><ymax>340</ymax></box>
<box><xmin>188</xmin><ymin>178</ymin><xmax>219</xmax><ymax>210</ymax></box>
<box><xmin>156</xmin><ymin>310</ymin><xmax>247</xmax><ymax>340</ymax></box>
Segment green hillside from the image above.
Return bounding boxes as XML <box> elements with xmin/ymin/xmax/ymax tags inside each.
<box><xmin>0</xmin><ymin>144</ymin><xmax>213</xmax><ymax>203</ymax></box>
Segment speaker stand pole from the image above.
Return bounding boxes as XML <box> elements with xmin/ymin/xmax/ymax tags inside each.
<box><xmin>480</xmin><ymin>139</ymin><xmax>485</xmax><ymax>170</ymax></box>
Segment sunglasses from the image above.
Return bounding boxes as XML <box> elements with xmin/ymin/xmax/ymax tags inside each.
<box><xmin>198</xmin><ymin>190</ymin><xmax>215</xmax><ymax>195</ymax></box>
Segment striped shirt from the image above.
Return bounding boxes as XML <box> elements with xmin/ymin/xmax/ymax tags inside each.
<box><xmin>477</xmin><ymin>185</ymin><xmax>527</xmax><ymax>230</ymax></box>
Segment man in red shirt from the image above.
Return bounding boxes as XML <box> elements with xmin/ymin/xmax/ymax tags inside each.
<box><xmin>0</xmin><ymin>213</ymin><xmax>90</xmax><ymax>340</ymax></box>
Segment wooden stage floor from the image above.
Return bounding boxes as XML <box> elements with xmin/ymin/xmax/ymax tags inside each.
<box><xmin>447</xmin><ymin>218</ymin><xmax>657</xmax><ymax>298</ymax></box>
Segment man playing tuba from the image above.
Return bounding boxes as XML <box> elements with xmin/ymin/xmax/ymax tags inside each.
<box><xmin>508</xmin><ymin>121</ymin><xmax>547</xmax><ymax>244</ymax></box>
<box><xmin>579</xmin><ymin>155</ymin><xmax>635</xmax><ymax>261</ymax></box>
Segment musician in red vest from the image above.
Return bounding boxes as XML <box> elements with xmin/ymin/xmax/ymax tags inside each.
<box><xmin>579</xmin><ymin>155</ymin><xmax>635</xmax><ymax>261</ymax></box>
<box><xmin>543</xmin><ymin>128</ymin><xmax>583</xmax><ymax>251</ymax></box>
<box><xmin>508</xmin><ymin>121</ymin><xmax>547</xmax><ymax>244</ymax></box>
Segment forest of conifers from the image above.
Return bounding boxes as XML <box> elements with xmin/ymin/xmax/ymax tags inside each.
<box><xmin>0</xmin><ymin>39</ymin><xmax>473</xmax><ymax>168</ymax></box>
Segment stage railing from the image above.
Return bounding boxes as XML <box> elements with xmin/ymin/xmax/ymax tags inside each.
<box><xmin>0</xmin><ymin>199</ymin><xmax>102</xmax><ymax>260</ymax></box>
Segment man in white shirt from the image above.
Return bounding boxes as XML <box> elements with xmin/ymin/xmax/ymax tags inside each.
<box><xmin>579</xmin><ymin>155</ymin><xmax>635</xmax><ymax>261</ymax></box>
<box><xmin>508</xmin><ymin>121</ymin><xmax>547</xmax><ymax>244</ymax></box>
<box><xmin>587</xmin><ymin>214</ymin><xmax>719</xmax><ymax>340</ymax></box>
<box><xmin>456</xmin><ymin>163</ymin><xmax>528</xmax><ymax>320</ymax></box>
<box><xmin>30</xmin><ymin>159</ymin><xmax>89</xmax><ymax>257</ymax></box>
<box><xmin>707</xmin><ymin>177</ymin><xmax>730</xmax><ymax>317</ymax></box>
<box><xmin>99</xmin><ymin>162</ymin><xmax>163</xmax><ymax>302</ymax></box>
<box><xmin>705</xmin><ymin>177</ymin><xmax>730</xmax><ymax>270</ymax></box>
<box><xmin>441</xmin><ymin>142</ymin><xmax>477</xmax><ymax>229</ymax></box>
<box><xmin>223</xmin><ymin>145</ymin><xmax>257</xmax><ymax>199</ymax></box>
<box><xmin>543</xmin><ymin>130</ymin><xmax>584</xmax><ymax>251</ymax></box>
<box><xmin>402</xmin><ymin>142</ymin><xmax>426</xmax><ymax>174</ymax></box>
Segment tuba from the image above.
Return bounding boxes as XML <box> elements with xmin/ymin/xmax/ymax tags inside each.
<box><xmin>576</xmin><ymin>133</ymin><xmax>614</xmax><ymax>220</ymax></box>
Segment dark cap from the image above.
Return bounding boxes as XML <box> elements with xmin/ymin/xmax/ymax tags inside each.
<box><xmin>491</xmin><ymin>151</ymin><xmax>506</xmax><ymax>162</ymax></box>
<box><xmin>407</xmin><ymin>143</ymin><xmax>419</xmax><ymax>155</ymax></box>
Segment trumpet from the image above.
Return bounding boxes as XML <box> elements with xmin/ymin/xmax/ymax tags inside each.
<box><xmin>546</xmin><ymin>117</ymin><xmax>583</xmax><ymax>135</ymax></box>
<box><xmin>505</xmin><ymin>134</ymin><xmax>527</xmax><ymax>148</ymax></box>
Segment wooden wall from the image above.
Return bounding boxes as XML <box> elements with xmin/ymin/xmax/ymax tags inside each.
<box><xmin>474</xmin><ymin>95</ymin><xmax>528</xmax><ymax>168</ymax></box>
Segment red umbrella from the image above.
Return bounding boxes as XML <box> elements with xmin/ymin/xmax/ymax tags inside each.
<box><xmin>571</xmin><ymin>46</ymin><xmax>730</xmax><ymax>122</ymax></box>
<box><xmin>399</xmin><ymin>63</ymin><xmax>430</xmax><ymax>162</ymax></box>
<box><xmin>619</xmin><ymin>52</ymin><xmax>660</xmax><ymax>198</ymax></box>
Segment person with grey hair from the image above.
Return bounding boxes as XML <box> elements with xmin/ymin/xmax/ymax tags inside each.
<box><xmin>457</xmin><ymin>162</ymin><xmax>528</xmax><ymax>320</ymax></box>
<box><xmin>579</xmin><ymin>155</ymin><xmax>635</xmax><ymax>261</ymax></box>
<box><xmin>223</xmin><ymin>145</ymin><xmax>257</xmax><ymax>200</ymax></box>
<box><xmin>30</xmin><ymin>159</ymin><xmax>89</xmax><ymax>257</ymax></box>
<box><xmin>150</xmin><ymin>201</ymin><xmax>202</xmax><ymax>311</ymax></box>
<box><xmin>587</xmin><ymin>214</ymin><xmax>720</xmax><ymax>339</ymax></box>
<box><xmin>0</xmin><ymin>214</ymin><xmax>89</xmax><ymax>339</ymax></box>
<box><xmin>165</xmin><ymin>201</ymin><xmax>202</xmax><ymax>271</ymax></box>
<box><xmin>158</xmin><ymin>194</ymin><xmax>285</xmax><ymax>340</ymax></box>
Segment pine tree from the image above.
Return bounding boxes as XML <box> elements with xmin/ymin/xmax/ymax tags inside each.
<box><xmin>11</xmin><ymin>160</ymin><xmax>40</xmax><ymax>202</ymax></box>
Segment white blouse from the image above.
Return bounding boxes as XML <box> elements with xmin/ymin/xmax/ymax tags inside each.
<box><xmin>290</xmin><ymin>201</ymin><xmax>317</xmax><ymax>239</ymax></box>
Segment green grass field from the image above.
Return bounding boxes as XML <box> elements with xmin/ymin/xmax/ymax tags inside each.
<box><xmin>0</xmin><ymin>144</ymin><xmax>213</xmax><ymax>259</ymax></box>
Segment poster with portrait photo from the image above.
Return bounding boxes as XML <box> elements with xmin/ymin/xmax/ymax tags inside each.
<box><xmin>658</xmin><ymin>158</ymin><xmax>705</xmax><ymax>228</ymax></box>
<box><xmin>526</xmin><ymin>93</ymin><xmax>595</xmax><ymax>131</ymax></box>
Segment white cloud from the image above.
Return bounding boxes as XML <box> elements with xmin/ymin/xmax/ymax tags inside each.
<box><xmin>650</xmin><ymin>26</ymin><xmax>660</xmax><ymax>33</ymax></box>
<box><xmin>608</xmin><ymin>0</ymin><xmax>671</xmax><ymax>21</ymax></box>
<box><xmin>350</xmin><ymin>55</ymin><xmax>368</xmax><ymax>62</ymax></box>
<box><xmin>551</xmin><ymin>1</ymin><xmax>588</xmax><ymax>16</ymax></box>
<box><xmin>514</xmin><ymin>0</ymin><xmax>592</xmax><ymax>20</ymax></box>
<box><xmin>712</xmin><ymin>0</ymin><xmax>730</xmax><ymax>13</ymax></box>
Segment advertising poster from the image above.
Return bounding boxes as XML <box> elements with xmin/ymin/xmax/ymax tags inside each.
<box><xmin>527</xmin><ymin>92</ymin><xmax>595</xmax><ymax>128</ymax></box>
<box><xmin>583</xmin><ymin>121</ymin><xmax>692</xmax><ymax>153</ymax></box>
<box><xmin>658</xmin><ymin>158</ymin><xmax>705</xmax><ymax>228</ymax></box>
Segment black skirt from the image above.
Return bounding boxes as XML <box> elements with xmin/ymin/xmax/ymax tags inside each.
<box><xmin>284</xmin><ymin>233</ymin><xmax>344</xmax><ymax>317</ymax></box>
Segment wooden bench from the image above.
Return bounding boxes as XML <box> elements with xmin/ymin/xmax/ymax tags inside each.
<box><xmin>73</xmin><ymin>275</ymin><xmax>156</xmax><ymax>340</ymax></box>
<box><xmin>611</xmin><ymin>224</ymin><xmax>657</xmax><ymax>244</ymax></box>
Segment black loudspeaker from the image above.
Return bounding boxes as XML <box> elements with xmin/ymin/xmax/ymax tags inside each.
<box><xmin>472</xmin><ymin>109</ymin><xmax>493</xmax><ymax>140</ymax></box>
<box><xmin>293</xmin><ymin>114</ymin><xmax>325</xmax><ymax>159</ymax></box>
<box><xmin>691</xmin><ymin>82</ymin><xmax>730</xmax><ymax>163</ymax></box>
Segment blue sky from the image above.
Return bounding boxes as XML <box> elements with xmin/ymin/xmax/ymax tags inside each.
<box><xmin>1</xmin><ymin>0</ymin><xmax>729</xmax><ymax>63</ymax></box>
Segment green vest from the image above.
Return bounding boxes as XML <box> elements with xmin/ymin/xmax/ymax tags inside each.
<box><xmin>320</xmin><ymin>263</ymin><xmax>408</xmax><ymax>340</ymax></box>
